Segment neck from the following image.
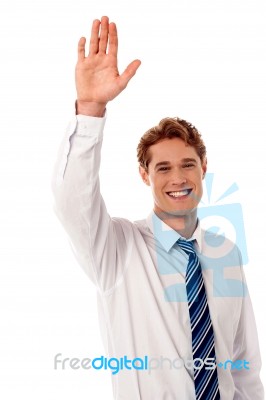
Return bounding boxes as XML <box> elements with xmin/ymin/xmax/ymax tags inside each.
<box><xmin>154</xmin><ymin>209</ymin><xmax>198</xmax><ymax>239</ymax></box>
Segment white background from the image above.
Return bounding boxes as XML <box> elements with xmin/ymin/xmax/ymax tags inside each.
<box><xmin>0</xmin><ymin>0</ymin><xmax>265</xmax><ymax>398</ymax></box>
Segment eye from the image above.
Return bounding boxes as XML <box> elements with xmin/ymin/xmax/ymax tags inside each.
<box><xmin>158</xmin><ymin>167</ymin><xmax>170</xmax><ymax>172</ymax></box>
<box><xmin>182</xmin><ymin>163</ymin><xmax>195</xmax><ymax>169</ymax></box>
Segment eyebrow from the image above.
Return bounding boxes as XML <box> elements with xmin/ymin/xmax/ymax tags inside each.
<box><xmin>154</xmin><ymin>161</ymin><xmax>171</xmax><ymax>168</ymax></box>
<box><xmin>154</xmin><ymin>158</ymin><xmax>197</xmax><ymax>168</ymax></box>
<box><xmin>182</xmin><ymin>158</ymin><xmax>197</xmax><ymax>163</ymax></box>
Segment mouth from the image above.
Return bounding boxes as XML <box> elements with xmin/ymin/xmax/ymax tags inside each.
<box><xmin>166</xmin><ymin>189</ymin><xmax>193</xmax><ymax>199</ymax></box>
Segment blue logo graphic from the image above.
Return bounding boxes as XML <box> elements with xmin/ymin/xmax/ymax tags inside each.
<box><xmin>153</xmin><ymin>173</ymin><xmax>248</xmax><ymax>300</ymax></box>
<box><xmin>198</xmin><ymin>173</ymin><xmax>248</xmax><ymax>265</ymax></box>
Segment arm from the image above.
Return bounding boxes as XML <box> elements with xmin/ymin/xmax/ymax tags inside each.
<box><xmin>232</xmin><ymin>266</ymin><xmax>264</xmax><ymax>399</ymax></box>
<box><xmin>52</xmin><ymin>16</ymin><xmax>141</xmax><ymax>290</ymax></box>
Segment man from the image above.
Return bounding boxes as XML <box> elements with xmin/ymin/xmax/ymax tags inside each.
<box><xmin>52</xmin><ymin>16</ymin><xmax>264</xmax><ymax>399</ymax></box>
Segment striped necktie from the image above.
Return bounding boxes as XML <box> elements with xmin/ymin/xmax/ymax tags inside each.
<box><xmin>178</xmin><ymin>238</ymin><xmax>220</xmax><ymax>400</ymax></box>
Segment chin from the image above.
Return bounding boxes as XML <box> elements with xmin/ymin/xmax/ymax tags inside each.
<box><xmin>169</xmin><ymin>209</ymin><xmax>195</xmax><ymax>217</ymax></box>
<box><xmin>155</xmin><ymin>207</ymin><xmax>196</xmax><ymax>219</ymax></box>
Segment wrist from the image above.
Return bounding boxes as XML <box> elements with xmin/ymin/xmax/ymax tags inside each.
<box><xmin>75</xmin><ymin>100</ymin><xmax>106</xmax><ymax>117</ymax></box>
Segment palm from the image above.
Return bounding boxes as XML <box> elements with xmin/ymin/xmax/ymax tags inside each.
<box><xmin>75</xmin><ymin>17</ymin><xmax>141</xmax><ymax>105</ymax></box>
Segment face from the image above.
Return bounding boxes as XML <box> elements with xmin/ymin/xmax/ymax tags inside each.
<box><xmin>139</xmin><ymin>137</ymin><xmax>207</xmax><ymax>217</ymax></box>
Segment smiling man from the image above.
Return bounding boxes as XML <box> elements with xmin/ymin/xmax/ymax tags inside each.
<box><xmin>52</xmin><ymin>16</ymin><xmax>264</xmax><ymax>400</ymax></box>
<box><xmin>138</xmin><ymin>118</ymin><xmax>207</xmax><ymax>238</ymax></box>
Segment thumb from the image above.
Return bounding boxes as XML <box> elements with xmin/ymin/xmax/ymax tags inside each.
<box><xmin>119</xmin><ymin>59</ymin><xmax>141</xmax><ymax>89</ymax></box>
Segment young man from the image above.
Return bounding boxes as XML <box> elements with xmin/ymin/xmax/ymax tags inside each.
<box><xmin>52</xmin><ymin>16</ymin><xmax>264</xmax><ymax>400</ymax></box>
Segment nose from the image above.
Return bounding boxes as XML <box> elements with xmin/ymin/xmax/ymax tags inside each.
<box><xmin>169</xmin><ymin>170</ymin><xmax>187</xmax><ymax>186</ymax></box>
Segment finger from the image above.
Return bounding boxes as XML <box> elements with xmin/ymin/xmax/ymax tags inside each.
<box><xmin>89</xmin><ymin>19</ymin><xmax>100</xmax><ymax>55</ymax></box>
<box><xmin>119</xmin><ymin>59</ymin><xmax>141</xmax><ymax>89</ymax></box>
<box><xmin>98</xmin><ymin>16</ymin><xmax>109</xmax><ymax>53</ymax></box>
<box><xmin>77</xmin><ymin>37</ymin><xmax>86</xmax><ymax>61</ymax></box>
<box><xmin>108</xmin><ymin>22</ymin><xmax>118</xmax><ymax>57</ymax></box>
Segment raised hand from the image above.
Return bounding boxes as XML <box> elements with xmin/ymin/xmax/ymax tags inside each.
<box><xmin>75</xmin><ymin>16</ymin><xmax>141</xmax><ymax>116</ymax></box>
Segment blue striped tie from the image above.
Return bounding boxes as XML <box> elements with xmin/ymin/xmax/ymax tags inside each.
<box><xmin>178</xmin><ymin>238</ymin><xmax>220</xmax><ymax>400</ymax></box>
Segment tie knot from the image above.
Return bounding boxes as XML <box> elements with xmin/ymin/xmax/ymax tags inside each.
<box><xmin>177</xmin><ymin>238</ymin><xmax>195</xmax><ymax>255</ymax></box>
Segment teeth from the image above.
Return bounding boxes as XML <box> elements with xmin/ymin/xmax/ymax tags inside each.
<box><xmin>168</xmin><ymin>190</ymin><xmax>189</xmax><ymax>197</ymax></box>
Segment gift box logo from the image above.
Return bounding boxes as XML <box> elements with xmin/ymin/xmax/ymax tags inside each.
<box><xmin>153</xmin><ymin>173</ymin><xmax>248</xmax><ymax>301</ymax></box>
<box><xmin>198</xmin><ymin>172</ymin><xmax>248</xmax><ymax>266</ymax></box>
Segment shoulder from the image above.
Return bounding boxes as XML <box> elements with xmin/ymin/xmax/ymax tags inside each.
<box><xmin>111</xmin><ymin>216</ymin><xmax>153</xmax><ymax>237</ymax></box>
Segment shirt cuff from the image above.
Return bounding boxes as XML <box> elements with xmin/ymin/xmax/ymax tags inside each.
<box><xmin>75</xmin><ymin>111</ymin><xmax>107</xmax><ymax>137</ymax></box>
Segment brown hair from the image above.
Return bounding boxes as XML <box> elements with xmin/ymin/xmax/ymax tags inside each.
<box><xmin>137</xmin><ymin>117</ymin><xmax>206</xmax><ymax>171</ymax></box>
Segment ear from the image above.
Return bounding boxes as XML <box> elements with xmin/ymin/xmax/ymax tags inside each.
<box><xmin>139</xmin><ymin>166</ymin><xmax>150</xmax><ymax>186</ymax></box>
<box><xmin>202</xmin><ymin>158</ymin><xmax>207</xmax><ymax>179</ymax></box>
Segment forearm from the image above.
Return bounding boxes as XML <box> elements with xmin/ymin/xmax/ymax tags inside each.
<box><xmin>75</xmin><ymin>100</ymin><xmax>106</xmax><ymax>117</ymax></box>
<box><xmin>52</xmin><ymin>113</ymin><xmax>109</xmax><ymax>284</ymax></box>
<box><xmin>52</xmin><ymin>111</ymin><xmax>133</xmax><ymax>292</ymax></box>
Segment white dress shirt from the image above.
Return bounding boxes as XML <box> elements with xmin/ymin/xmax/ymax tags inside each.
<box><xmin>52</xmin><ymin>113</ymin><xmax>264</xmax><ymax>400</ymax></box>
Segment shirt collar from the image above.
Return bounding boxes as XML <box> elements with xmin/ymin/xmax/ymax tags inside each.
<box><xmin>146</xmin><ymin>211</ymin><xmax>202</xmax><ymax>253</ymax></box>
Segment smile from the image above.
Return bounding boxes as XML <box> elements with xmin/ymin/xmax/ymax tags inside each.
<box><xmin>166</xmin><ymin>189</ymin><xmax>192</xmax><ymax>198</ymax></box>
